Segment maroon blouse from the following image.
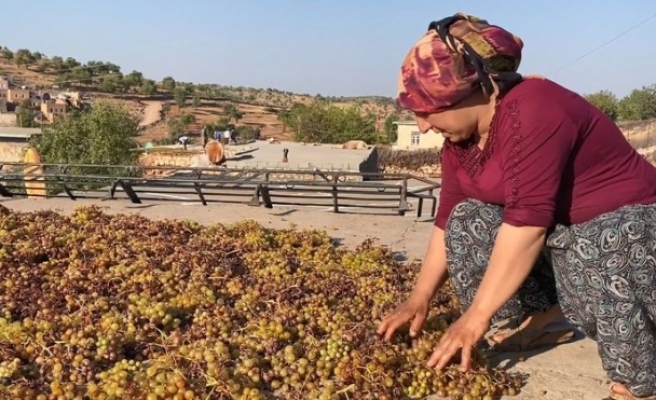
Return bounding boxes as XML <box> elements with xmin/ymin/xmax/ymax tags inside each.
<box><xmin>435</xmin><ymin>79</ymin><xmax>656</xmax><ymax>229</ymax></box>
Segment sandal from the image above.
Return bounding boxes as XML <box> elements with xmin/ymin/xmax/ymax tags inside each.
<box><xmin>486</xmin><ymin>327</ymin><xmax>575</xmax><ymax>352</ymax></box>
<box><xmin>609</xmin><ymin>383</ymin><xmax>656</xmax><ymax>400</ymax></box>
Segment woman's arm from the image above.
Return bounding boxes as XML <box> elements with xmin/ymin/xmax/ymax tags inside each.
<box><xmin>467</xmin><ymin>224</ymin><xmax>545</xmax><ymax>320</ymax></box>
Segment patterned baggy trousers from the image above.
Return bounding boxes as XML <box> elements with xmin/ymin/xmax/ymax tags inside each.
<box><xmin>445</xmin><ymin>199</ymin><xmax>656</xmax><ymax>397</ymax></box>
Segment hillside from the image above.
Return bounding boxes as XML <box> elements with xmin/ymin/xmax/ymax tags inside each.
<box><xmin>0</xmin><ymin>47</ymin><xmax>404</xmax><ymax>142</ymax></box>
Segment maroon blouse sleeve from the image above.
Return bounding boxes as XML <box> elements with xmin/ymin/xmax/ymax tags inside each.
<box><xmin>498</xmin><ymin>95</ymin><xmax>577</xmax><ymax>228</ymax></box>
<box><xmin>435</xmin><ymin>146</ymin><xmax>467</xmax><ymax>229</ymax></box>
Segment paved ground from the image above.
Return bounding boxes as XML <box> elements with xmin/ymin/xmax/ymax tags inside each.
<box><xmin>0</xmin><ymin>197</ymin><xmax>611</xmax><ymax>400</ymax></box>
<box><xmin>182</xmin><ymin>141</ymin><xmax>374</xmax><ymax>170</ymax></box>
<box><xmin>106</xmin><ymin>173</ymin><xmax>437</xmax><ymax>217</ymax></box>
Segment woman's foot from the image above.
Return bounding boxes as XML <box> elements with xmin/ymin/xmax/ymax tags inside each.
<box><xmin>610</xmin><ymin>383</ymin><xmax>656</xmax><ymax>400</ymax></box>
<box><xmin>487</xmin><ymin>305</ymin><xmax>575</xmax><ymax>352</ymax></box>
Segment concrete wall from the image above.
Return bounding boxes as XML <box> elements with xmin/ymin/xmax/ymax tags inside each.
<box><xmin>396</xmin><ymin>122</ymin><xmax>444</xmax><ymax>150</ymax></box>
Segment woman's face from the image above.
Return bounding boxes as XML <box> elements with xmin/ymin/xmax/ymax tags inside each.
<box><xmin>413</xmin><ymin>91</ymin><xmax>488</xmax><ymax>143</ymax></box>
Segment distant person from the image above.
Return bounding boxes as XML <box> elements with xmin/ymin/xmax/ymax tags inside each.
<box><xmin>203</xmin><ymin>133</ymin><xmax>208</xmax><ymax>149</ymax></box>
<box><xmin>213</xmin><ymin>130</ymin><xmax>222</xmax><ymax>141</ymax></box>
<box><xmin>223</xmin><ymin>128</ymin><xmax>232</xmax><ymax>145</ymax></box>
<box><xmin>177</xmin><ymin>135</ymin><xmax>191</xmax><ymax>151</ymax></box>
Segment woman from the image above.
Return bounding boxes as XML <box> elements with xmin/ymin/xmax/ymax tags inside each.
<box><xmin>376</xmin><ymin>13</ymin><xmax>656</xmax><ymax>400</ymax></box>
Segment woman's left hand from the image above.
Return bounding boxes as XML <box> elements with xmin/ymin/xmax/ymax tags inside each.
<box><xmin>427</xmin><ymin>311</ymin><xmax>490</xmax><ymax>371</ymax></box>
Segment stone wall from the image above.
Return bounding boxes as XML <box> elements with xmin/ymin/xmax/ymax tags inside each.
<box><xmin>0</xmin><ymin>142</ymin><xmax>27</xmax><ymax>162</ymax></box>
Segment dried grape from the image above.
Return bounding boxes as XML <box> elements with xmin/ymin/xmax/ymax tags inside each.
<box><xmin>0</xmin><ymin>205</ymin><xmax>524</xmax><ymax>399</ymax></box>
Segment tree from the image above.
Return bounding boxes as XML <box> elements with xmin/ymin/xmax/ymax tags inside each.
<box><xmin>70</xmin><ymin>67</ymin><xmax>92</xmax><ymax>85</ymax></box>
<box><xmin>168</xmin><ymin>113</ymin><xmax>195</xmax><ymax>138</ymax></box>
<box><xmin>223</xmin><ymin>104</ymin><xmax>244</xmax><ymax>123</ymax></box>
<box><xmin>30</xmin><ymin>101</ymin><xmax>141</xmax><ymax>177</ymax></box>
<box><xmin>618</xmin><ymin>85</ymin><xmax>656</xmax><ymax>121</ymax></box>
<box><xmin>584</xmin><ymin>90</ymin><xmax>619</xmax><ymax>121</ymax></box>
<box><xmin>162</xmin><ymin>76</ymin><xmax>176</xmax><ymax>92</ymax></box>
<box><xmin>13</xmin><ymin>49</ymin><xmax>34</xmax><ymax>68</ymax></box>
<box><xmin>140</xmin><ymin>80</ymin><xmax>156</xmax><ymax>96</ymax></box>
<box><xmin>192</xmin><ymin>96</ymin><xmax>201</xmax><ymax>108</ymax></box>
<box><xmin>0</xmin><ymin>48</ymin><xmax>13</xmax><ymax>60</ymax></box>
<box><xmin>174</xmin><ymin>88</ymin><xmax>187</xmax><ymax>107</ymax></box>
<box><xmin>124</xmin><ymin>71</ymin><xmax>144</xmax><ymax>88</ymax></box>
<box><xmin>16</xmin><ymin>100</ymin><xmax>36</xmax><ymax>128</ymax></box>
<box><xmin>281</xmin><ymin>101</ymin><xmax>377</xmax><ymax>144</ymax></box>
<box><xmin>383</xmin><ymin>112</ymin><xmax>401</xmax><ymax>143</ymax></box>
<box><xmin>63</xmin><ymin>57</ymin><xmax>80</xmax><ymax>70</ymax></box>
<box><xmin>99</xmin><ymin>73</ymin><xmax>122</xmax><ymax>93</ymax></box>
<box><xmin>49</xmin><ymin>56</ymin><xmax>64</xmax><ymax>70</ymax></box>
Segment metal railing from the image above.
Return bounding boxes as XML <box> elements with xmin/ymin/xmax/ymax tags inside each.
<box><xmin>0</xmin><ymin>163</ymin><xmax>440</xmax><ymax>217</ymax></box>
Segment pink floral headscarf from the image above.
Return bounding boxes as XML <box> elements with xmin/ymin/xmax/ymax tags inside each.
<box><xmin>396</xmin><ymin>13</ymin><xmax>524</xmax><ymax>113</ymax></box>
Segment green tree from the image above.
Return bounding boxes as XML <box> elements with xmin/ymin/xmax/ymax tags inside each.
<box><xmin>281</xmin><ymin>102</ymin><xmax>377</xmax><ymax>144</ymax></box>
<box><xmin>63</xmin><ymin>57</ymin><xmax>80</xmax><ymax>70</ymax></box>
<box><xmin>99</xmin><ymin>73</ymin><xmax>122</xmax><ymax>93</ymax></box>
<box><xmin>174</xmin><ymin>88</ymin><xmax>187</xmax><ymax>107</ymax></box>
<box><xmin>383</xmin><ymin>112</ymin><xmax>400</xmax><ymax>143</ymax></box>
<box><xmin>584</xmin><ymin>90</ymin><xmax>619</xmax><ymax>121</ymax></box>
<box><xmin>70</xmin><ymin>67</ymin><xmax>92</xmax><ymax>85</ymax></box>
<box><xmin>192</xmin><ymin>96</ymin><xmax>201</xmax><ymax>108</ymax></box>
<box><xmin>49</xmin><ymin>56</ymin><xmax>64</xmax><ymax>70</ymax></box>
<box><xmin>0</xmin><ymin>47</ymin><xmax>13</xmax><ymax>60</ymax></box>
<box><xmin>30</xmin><ymin>101</ymin><xmax>141</xmax><ymax>177</ymax></box>
<box><xmin>223</xmin><ymin>104</ymin><xmax>244</xmax><ymax>123</ymax></box>
<box><xmin>13</xmin><ymin>49</ymin><xmax>34</xmax><ymax>68</ymax></box>
<box><xmin>618</xmin><ymin>85</ymin><xmax>656</xmax><ymax>121</ymax></box>
<box><xmin>16</xmin><ymin>100</ymin><xmax>36</xmax><ymax>128</ymax></box>
<box><xmin>140</xmin><ymin>80</ymin><xmax>156</xmax><ymax>96</ymax></box>
<box><xmin>162</xmin><ymin>76</ymin><xmax>176</xmax><ymax>92</ymax></box>
<box><xmin>124</xmin><ymin>71</ymin><xmax>144</xmax><ymax>88</ymax></box>
<box><xmin>168</xmin><ymin>113</ymin><xmax>196</xmax><ymax>138</ymax></box>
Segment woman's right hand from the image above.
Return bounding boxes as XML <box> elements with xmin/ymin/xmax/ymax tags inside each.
<box><xmin>377</xmin><ymin>293</ymin><xmax>430</xmax><ymax>341</ymax></box>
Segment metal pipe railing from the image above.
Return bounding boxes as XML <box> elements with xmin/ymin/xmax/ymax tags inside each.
<box><xmin>0</xmin><ymin>163</ymin><xmax>441</xmax><ymax>217</ymax></box>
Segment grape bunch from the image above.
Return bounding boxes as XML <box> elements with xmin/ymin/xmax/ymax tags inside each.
<box><xmin>0</xmin><ymin>204</ymin><xmax>524</xmax><ymax>399</ymax></box>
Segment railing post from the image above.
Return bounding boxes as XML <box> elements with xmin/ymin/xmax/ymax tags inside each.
<box><xmin>398</xmin><ymin>176</ymin><xmax>410</xmax><ymax>216</ymax></box>
<box><xmin>0</xmin><ymin>182</ymin><xmax>14</xmax><ymax>197</ymax></box>
<box><xmin>259</xmin><ymin>184</ymin><xmax>273</xmax><ymax>209</ymax></box>
<box><xmin>119</xmin><ymin>180</ymin><xmax>142</xmax><ymax>204</ymax></box>
<box><xmin>193</xmin><ymin>182</ymin><xmax>207</xmax><ymax>205</ymax></box>
<box><xmin>331</xmin><ymin>175</ymin><xmax>339</xmax><ymax>213</ymax></box>
<box><xmin>248</xmin><ymin>184</ymin><xmax>261</xmax><ymax>207</ymax></box>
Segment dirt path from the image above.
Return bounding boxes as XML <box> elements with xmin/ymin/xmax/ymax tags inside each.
<box><xmin>139</xmin><ymin>101</ymin><xmax>163</xmax><ymax>127</ymax></box>
<box><xmin>0</xmin><ymin>198</ymin><xmax>611</xmax><ymax>400</ymax></box>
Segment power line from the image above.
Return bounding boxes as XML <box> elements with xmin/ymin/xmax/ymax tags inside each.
<box><xmin>549</xmin><ymin>11</ymin><xmax>656</xmax><ymax>74</ymax></box>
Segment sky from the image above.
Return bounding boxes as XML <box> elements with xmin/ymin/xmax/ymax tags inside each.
<box><xmin>4</xmin><ymin>1</ymin><xmax>656</xmax><ymax>98</ymax></box>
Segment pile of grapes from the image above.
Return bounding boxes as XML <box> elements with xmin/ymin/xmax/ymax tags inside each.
<box><xmin>0</xmin><ymin>205</ymin><xmax>523</xmax><ymax>400</ymax></box>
